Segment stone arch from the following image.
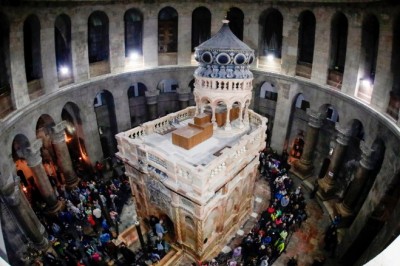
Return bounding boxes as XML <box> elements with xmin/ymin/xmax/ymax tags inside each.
<box><xmin>128</xmin><ymin>82</ymin><xmax>148</xmax><ymax>127</ymax></box>
<box><xmin>158</xmin><ymin>6</ymin><xmax>178</xmax><ymax>54</ymax></box>
<box><xmin>356</xmin><ymin>14</ymin><xmax>380</xmax><ymax>102</ymax></box>
<box><xmin>62</xmin><ymin>102</ymin><xmax>91</xmax><ymax>169</ymax></box>
<box><xmin>387</xmin><ymin>14</ymin><xmax>400</xmax><ymax>120</ymax></box>
<box><xmin>157</xmin><ymin>78</ymin><xmax>179</xmax><ymax>115</ymax></box>
<box><xmin>24</xmin><ymin>14</ymin><xmax>43</xmax><ymax>99</ymax></box>
<box><xmin>88</xmin><ymin>11</ymin><xmax>110</xmax><ymax>76</ymax></box>
<box><xmin>93</xmin><ymin>90</ymin><xmax>118</xmax><ymax>158</ymax></box>
<box><xmin>0</xmin><ymin>12</ymin><xmax>12</xmax><ymax>118</ymax></box>
<box><xmin>227</xmin><ymin>7</ymin><xmax>244</xmax><ymax>41</ymax></box>
<box><xmin>54</xmin><ymin>13</ymin><xmax>73</xmax><ymax>85</ymax></box>
<box><xmin>192</xmin><ymin>6</ymin><xmax>211</xmax><ymax>51</ymax></box>
<box><xmin>296</xmin><ymin>10</ymin><xmax>316</xmax><ymax>79</ymax></box>
<box><xmin>328</xmin><ymin>11</ymin><xmax>348</xmax><ymax>88</ymax></box>
<box><xmin>204</xmin><ymin>207</ymin><xmax>220</xmax><ymax>239</ymax></box>
<box><xmin>124</xmin><ymin>8</ymin><xmax>143</xmax><ymax>58</ymax></box>
<box><xmin>259</xmin><ymin>8</ymin><xmax>283</xmax><ymax>58</ymax></box>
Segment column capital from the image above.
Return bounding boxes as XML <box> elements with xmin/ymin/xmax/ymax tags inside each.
<box><xmin>145</xmin><ymin>90</ymin><xmax>159</xmax><ymax>105</ymax></box>
<box><xmin>335</xmin><ymin>123</ymin><xmax>352</xmax><ymax>146</ymax></box>
<box><xmin>51</xmin><ymin>121</ymin><xmax>67</xmax><ymax>144</ymax></box>
<box><xmin>307</xmin><ymin>109</ymin><xmax>324</xmax><ymax>128</ymax></box>
<box><xmin>360</xmin><ymin>141</ymin><xmax>375</xmax><ymax>170</ymax></box>
<box><xmin>24</xmin><ymin>139</ymin><xmax>43</xmax><ymax>167</ymax></box>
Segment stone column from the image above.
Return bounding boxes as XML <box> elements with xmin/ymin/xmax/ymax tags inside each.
<box><xmin>0</xmin><ymin>178</ymin><xmax>48</xmax><ymax>249</ymax></box>
<box><xmin>40</xmin><ymin>19</ymin><xmax>59</xmax><ymax>93</ymax></box>
<box><xmin>370</xmin><ymin>15</ymin><xmax>392</xmax><ymax>113</ymax></box>
<box><xmin>51</xmin><ymin>121</ymin><xmax>79</xmax><ymax>189</ymax></box>
<box><xmin>292</xmin><ymin>109</ymin><xmax>324</xmax><ymax>179</ymax></box>
<box><xmin>177</xmin><ymin>89</ymin><xmax>190</xmax><ymax>110</ymax></box>
<box><xmin>335</xmin><ymin>142</ymin><xmax>375</xmax><ymax>225</ymax></box>
<box><xmin>177</xmin><ymin>9</ymin><xmax>191</xmax><ymax>65</ymax></box>
<box><xmin>109</xmin><ymin>7</ymin><xmax>125</xmax><ymax>74</ymax></box>
<box><xmin>145</xmin><ymin>91</ymin><xmax>159</xmax><ymax>120</ymax></box>
<box><xmin>318</xmin><ymin>124</ymin><xmax>352</xmax><ymax>200</ymax></box>
<box><xmin>196</xmin><ymin>219</ymin><xmax>204</xmax><ymax>256</ymax></box>
<box><xmin>311</xmin><ymin>8</ymin><xmax>330</xmax><ymax>84</ymax></box>
<box><xmin>341</xmin><ymin>16</ymin><xmax>361</xmax><ymax>96</ymax></box>
<box><xmin>143</xmin><ymin>11</ymin><xmax>158</xmax><ymax>67</ymax></box>
<box><xmin>24</xmin><ymin>139</ymin><xmax>61</xmax><ymax>213</ymax></box>
<box><xmin>174</xmin><ymin>206</ymin><xmax>182</xmax><ymax>243</ymax></box>
<box><xmin>9</xmin><ymin>21</ymin><xmax>30</xmax><ymax>109</ymax></box>
<box><xmin>225</xmin><ymin>106</ymin><xmax>232</xmax><ymax>131</ymax></box>
<box><xmin>211</xmin><ymin>105</ymin><xmax>217</xmax><ymax>129</ymax></box>
<box><xmin>71</xmin><ymin>10</ymin><xmax>89</xmax><ymax>82</ymax></box>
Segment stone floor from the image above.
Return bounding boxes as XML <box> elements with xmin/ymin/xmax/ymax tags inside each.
<box><xmin>120</xmin><ymin>175</ymin><xmax>343</xmax><ymax>265</ymax></box>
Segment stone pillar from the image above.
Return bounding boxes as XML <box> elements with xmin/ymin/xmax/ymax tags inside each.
<box><xmin>174</xmin><ymin>206</ymin><xmax>182</xmax><ymax>243</ymax></box>
<box><xmin>335</xmin><ymin>142</ymin><xmax>375</xmax><ymax>226</ymax></box>
<box><xmin>177</xmin><ymin>10</ymin><xmax>191</xmax><ymax>65</ymax></box>
<box><xmin>341</xmin><ymin>16</ymin><xmax>361</xmax><ymax>96</ymax></box>
<box><xmin>225</xmin><ymin>106</ymin><xmax>232</xmax><ymax>131</ymax></box>
<box><xmin>196</xmin><ymin>219</ymin><xmax>204</xmax><ymax>256</ymax></box>
<box><xmin>109</xmin><ymin>7</ymin><xmax>125</xmax><ymax>73</ymax></box>
<box><xmin>71</xmin><ymin>11</ymin><xmax>89</xmax><ymax>82</ymax></box>
<box><xmin>24</xmin><ymin>139</ymin><xmax>61</xmax><ymax>213</ymax></box>
<box><xmin>370</xmin><ymin>15</ymin><xmax>392</xmax><ymax>112</ymax></box>
<box><xmin>51</xmin><ymin>121</ymin><xmax>79</xmax><ymax>189</ymax></box>
<box><xmin>281</xmin><ymin>12</ymin><xmax>298</xmax><ymax>76</ymax></box>
<box><xmin>143</xmin><ymin>11</ymin><xmax>158</xmax><ymax>67</ymax></box>
<box><xmin>0</xmin><ymin>178</ymin><xmax>48</xmax><ymax>249</ymax></box>
<box><xmin>211</xmin><ymin>106</ymin><xmax>217</xmax><ymax>129</ymax></box>
<box><xmin>311</xmin><ymin>8</ymin><xmax>330</xmax><ymax>84</ymax></box>
<box><xmin>292</xmin><ymin>109</ymin><xmax>324</xmax><ymax>179</ymax></box>
<box><xmin>318</xmin><ymin>124</ymin><xmax>352</xmax><ymax>200</ymax></box>
<box><xmin>9</xmin><ymin>21</ymin><xmax>30</xmax><ymax>109</ymax></box>
<box><xmin>40</xmin><ymin>20</ymin><xmax>59</xmax><ymax>93</ymax></box>
<box><xmin>177</xmin><ymin>89</ymin><xmax>190</xmax><ymax>110</ymax></box>
<box><xmin>145</xmin><ymin>91</ymin><xmax>159</xmax><ymax>120</ymax></box>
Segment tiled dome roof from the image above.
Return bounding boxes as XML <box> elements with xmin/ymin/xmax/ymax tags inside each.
<box><xmin>194</xmin><ymin>20</ymin><xmax>255</xmax><ymax>79</ymax></box>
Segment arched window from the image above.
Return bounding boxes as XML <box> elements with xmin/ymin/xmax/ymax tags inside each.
<box><xmin>192</xmin><ymin>7</ymin><xmax>211</xmax><ymax>51</ymax></box>
<box><xmin>227</xmin><ymin>7</ymin><xmax>244</xmax><ymax>40</ymax></box>
<box><xmin>55</xmin><ymin>14</ymin><xmax>72</xmax><ymax>85</ymax></box>
<box><xmin>88</xmin><ymin>11</ymin><xmax>109</xmax><ymax>63</ymax></box>
<box><xmin>356</xmin><ymin>15</ymin><xmax>379</xmax><ymax>102</ymax></box>
<box><xmin>259</xmin><ymin>9</ymin><xmax>283</xmax><ymax>58</ymax></box>
<box><xmin>298</xmin><ymin>11</ymin><xmax>316</xmax><ymax>64</ymax></box>
<box><xmin>158</xmin><ymin>7</ymin><xmax>178</xmax><ymax>53</ymax></box>
<box><xmin>329</xmin><ymin>12</ymin><xmax>348</xmax><ymax>73</ymax></box>
<box><xmin>124</xmin><ymin>8</ymin><xmax>143</xmax><ymax>57</ymax></box>
<box><xmin>24</xmin><ymin>15</ymin><xmax>42</xmax><ymax>83</ymax></box>
<box><xmin>0</xmin><ymin>13</ymin><xmax>12</xmax><ymax>118</ymax></box>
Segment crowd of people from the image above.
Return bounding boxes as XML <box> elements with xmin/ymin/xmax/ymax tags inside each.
<box><xmin>28</xmin><ymin>158</ymin><xmax>142</xmax><ymax>266</ymax></box>
<box><xmin>201</xmin><ymin>149</ymin><xmax>309</xmax><ymax>266</ymax></box>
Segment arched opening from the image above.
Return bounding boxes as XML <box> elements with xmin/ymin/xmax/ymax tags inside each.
<box><xmin>257</xmin><ymin>81</ymin><xmax>278</xmax><ymax>131</ymax></box>
<box><xmin>35</xmin><ymin>115</ymin><xmax>60</xmax><ymax>187</ymax></box>
<box><xmin>188</xmin><ymin>79</ymin><xmax>196</xmax><ymax>106</ymax></box>
<box><xmin>356</xmin><ymin>15</ymin><xmax>379</xmax><ymax>103</ymax></box>
<box><xmin>327</xmin><ymin>12</ymin><xmax>348</xmax><ymax>89</ymax></box>
<box><xmin>0</xmin><ymin>13</ymin><xmax>13</xmax><ymax>118</ymax></box>
<box><xmin>55</xmin><ymin>14</ymin><xmax>73</xmax><ymax>86</ymax></box>
<box><xmin>296</xmin><ymin>10</ymin><xmax>316</xmax><ymax>79</ymax></box>
<box><xmin>215</xmin><ymin>101</ymin><xmax>228</xmax><ymax>128</ymax></box>
<box><xmin>24</xmin><ymin>14</ymin><xmax>43</xmax><ymax>99</ymax></box>
<box><xmin>62</xmin><ymin>102</ymin><xmax>91</xmax><ymax>172</ymax></box>
<box><xmin>287</xmin><ymin>94</ymin><xmax>309</xmax><ymax>162</ymax></box>
<box><xmin>157</xmin><ymin>79</ymin><xmax>179</xmax><ymax>116</ymax></box>
<box><xmin>88</xmin><ymin>11</ymin><xmax>110</xmax><ymax>77</ymax></box>
<box><xmin>184</xmin><ymin>215</ymin><xmax>196</xmax><ymax>248</ymax></box>
<box><xmin>124</xmin><ymin>8</ymin><xmax>143</xmax><ymax>67</ymax></box>
<box><xmin>387</xmin><ymin>16</ymin><xmax>400</xmax><ymax>120</ymax></box>
<box><xmin>93</xmin><ymin>90</ymin><xmax>118</xmax><ymax>158</ymax></box>
<box><xmin>226</xmin><ymin>7</ymin><xmax>244</xmax><ymax>41</ymax></box>
<box><xmin>12</xmin><ymin>134</ymin><xmax>37</xmax><ymax>204</ymax></box>
<box><xmin>258</xmin><ymin>9</ymin><xmax>283</xmax><ymax>71</ymax></box>
<box><xmin>128</xmin><ymin>82</ymin><xmax>148</xmax><ymax>127</ymax></box>
<box><xmin>191</xmin><ymin>7</ymin><xmax>211</xmax><ymax>51</ymax></box>
<box><xmin>158</xmin><ymin>7</ymin><xmax>178</xmax><ymax>65</ymax></box>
